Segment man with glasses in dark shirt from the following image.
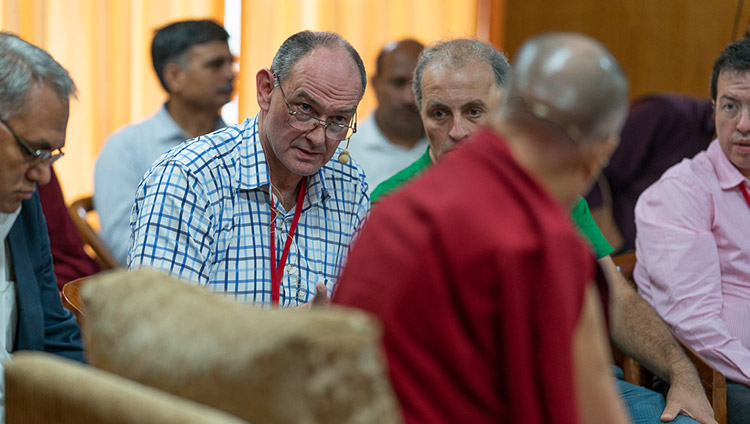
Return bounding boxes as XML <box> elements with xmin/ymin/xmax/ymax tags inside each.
<box><xmin>0</xmin><ymin>31</ymin><xmax>85</xmax><ymax>421</ymax></box>
<box><xmin>130</xmin><ymin>31</ymin><xmax>368</xmax><ymax>309</ymax></box>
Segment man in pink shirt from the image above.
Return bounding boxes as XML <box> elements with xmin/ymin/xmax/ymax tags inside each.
<box><xmin>635</xmin><ymin>38</ymin><xmax>750</xmax><ymax>423</ymax></box>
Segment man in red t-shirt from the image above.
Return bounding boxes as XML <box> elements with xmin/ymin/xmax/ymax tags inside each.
<box><xmin>334</xmin><ymin>33</ymin><xmax>630</xmax><ymax>424</ymax></box>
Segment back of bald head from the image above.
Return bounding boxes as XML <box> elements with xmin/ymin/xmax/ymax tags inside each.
<box><xmin>502</xmin><ymin>32</ymin><xmax>628</xmax><ymax>145</ymax></box>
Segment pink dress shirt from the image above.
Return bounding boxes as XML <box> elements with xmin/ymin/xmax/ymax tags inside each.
<box><xmin>634</xmin><ymin>139</ymin><xmax>750</xmax><ymax>385</ymax></box>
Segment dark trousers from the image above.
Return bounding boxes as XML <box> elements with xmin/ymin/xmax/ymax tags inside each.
<box><xmin>727</xmin><ymin>379</ymin><xmax>750</xmax><ymax>424</ymax></box>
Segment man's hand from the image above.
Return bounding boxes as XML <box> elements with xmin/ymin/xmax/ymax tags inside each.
<box><xmin>310</xmin><ymin>281</ymin><xmax>331</xmax><ymax>308</ymax></box>
<box><xmin>295</xmin><ymin>282</ymin><xmax>331</xmax><ymax>310</ymax></box>
<box><xmin>660</xmin><ymin>374</ymin><xmax>717</xmax><ymax>424</ymax></box>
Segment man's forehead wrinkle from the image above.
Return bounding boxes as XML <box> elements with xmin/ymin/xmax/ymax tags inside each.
<box><xmin>290</xmin><ymin>79</ymin><xmax>361</xmax><ymax>113</ymax></box>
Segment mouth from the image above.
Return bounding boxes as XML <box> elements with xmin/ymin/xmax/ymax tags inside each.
<box><xmin>17</xmin><ymin>190</ymin><xmax>35</xmax><ymax>200</ymax></box>
<box><xmin>293</xmin><ymin>146</ymin><xmax>323</xmax><ymax>160</ymax></box>
<box><xmin>218</xmin><ymin>83</ymin><xmax>234</xmax><ymax>95</ymax></box>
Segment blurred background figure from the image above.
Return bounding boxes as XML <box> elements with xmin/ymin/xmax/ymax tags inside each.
<box><xmin>585</xmin><ymin>94</ymin><xmax>715</xmax><ymax>252</ymax></box>
<box><xmin>94</xmin><ymin>19</ymin><xmax>235</xmax><ymax>266</ymax></box>
<box><xmin>345</xmin><ymin>39</ymin><xmax>427</xmax><ymax>192</ymax></box>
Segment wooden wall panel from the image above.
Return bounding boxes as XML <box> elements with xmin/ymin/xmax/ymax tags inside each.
<box><xmin>505</xmin><ymin>0</ymin><xmax>748</xmax><ymax>100</ymax></box>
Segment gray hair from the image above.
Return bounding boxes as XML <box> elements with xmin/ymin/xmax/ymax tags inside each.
<box><xmin>0</xmin><ymin>32</ymin><xmax>77</xmax><ymax>120</ymax></box>
<box><xmin>413</xmin><ymin>38</ymin><xmax>511</xmax><ymax>110</ymax></box>
<box><xmin>502</xmin><ymin>32</ymin><xmax>629</xmax><ymax>145</ymax></box>
<box><xmin>270</xmin><ymin>31</ymin><xmax>366</xmax><ymax>97</ymax></box>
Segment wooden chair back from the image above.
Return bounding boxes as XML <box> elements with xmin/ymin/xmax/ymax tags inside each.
<box><xmin>611</xmin><ymin>252</ymin><xmax>727</xmax><ymax>424</ymax></box>
<box><xmin>68</xmin><ymin>196</ymin><xmax>120</xmax><ymax>270</ymax></box>
<box><xmin>61</xmin><ymin>276</ymin><xmax>87</xmax><ymax>327</ymax></box>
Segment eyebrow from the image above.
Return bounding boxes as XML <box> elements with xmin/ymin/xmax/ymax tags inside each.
<box><xmin>719</xmin><ymin>94</ymin><xmax>741</xmax><ymax>103</ymax></box>
<box><xmin>29</xmin><ymin>139</ymin><xmax>59</xmax><ymax>151</ymax></box>
<box><xmin>295</xmin><ymin>91</ymin><xmax>358</xmax><ymax>115</ymax></box>
<box><xmin>462</xmin><ymin>100</ymin><xmax>487</xmax><ymax>109</ymax></box>
<box><xmin>424</xmin><ymin>100</ymin><xmax>448</xmax><ymax>110</ymax></box>
<box><xmin>424</xmin><ymin>99</ymin><xmax>487</xmax><ymax>110</ymax></box>
<box><xmin>203</xmin><ymin>54</ymin><xmax>235</xmax><ymax>65</ymax></box>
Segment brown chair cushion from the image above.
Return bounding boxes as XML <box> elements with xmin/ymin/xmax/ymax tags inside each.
<box><xmin>81</xmin><ymin>268</ymin><xmax>402</xmax><ymax>424</ymax></box>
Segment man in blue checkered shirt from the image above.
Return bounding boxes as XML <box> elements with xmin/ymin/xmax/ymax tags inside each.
<box><xmin>129</xmin><ymin>31</ymin><xmax>369</xmax><ymax>308</ymax></box>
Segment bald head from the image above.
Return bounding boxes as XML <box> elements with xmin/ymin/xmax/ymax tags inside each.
<box><xmin>501</xmin><ymin>32</ymin><xmax>628</xmax><ymax>146</ymax></box>
<box><xmin>375</xmin><ymin>39</ymin><xmax>424</xmax><ymax>76</ymax></box>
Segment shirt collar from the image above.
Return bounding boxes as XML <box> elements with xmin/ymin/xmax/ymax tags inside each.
<box><xmin>707</xmin><ymin>138</ymin><xmax>749</xmax><ymax>190</ymax></box>
<box><xmin>236</xmin><ymin>115</ymin><xmax>330</xmax><ymax>207</ymax></box>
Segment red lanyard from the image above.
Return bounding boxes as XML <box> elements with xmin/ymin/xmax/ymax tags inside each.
<box><xmin>741</xmin><ymin>183</ymin><xmax>750</xmax><ymax>208</ymax></box>
<box><xmin>270</xmin><ymin>177</ymin><xmax>307</xmax><ymax>308</ymax></box>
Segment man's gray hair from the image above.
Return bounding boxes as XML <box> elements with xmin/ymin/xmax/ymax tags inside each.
<box><xmin>270</xmin><ymin>31</ymin><xmax>366</xmax><ymax>98</ymax></box>
<box><xmin>413</xmin><ymin>38</ymin><xmax>511</xmax><ymax>110</ymax></box>
<box><xmin>0</xmin><ymin>32</ymin><xmax>77</xmax><ymax>120</ymax></box>
<box><xmin>502</xmin><ymin>32</ymin><xmax>629</xmax><ymax>145</ymax></box>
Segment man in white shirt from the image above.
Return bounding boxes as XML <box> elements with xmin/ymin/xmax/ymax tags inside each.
<box><xmin>95</xmin><ymin>19</ymin><xmax>235</xmax><ymax>265</ymax></box>
<box><xmin>345</xmin><ymin>39</ymin><xmax>428</xmax><ymax>192</ymax></box>
<box><xmin>0</xmin><ymin>32</ymin><xmax>85</xmax><ymax>422</ymax></box>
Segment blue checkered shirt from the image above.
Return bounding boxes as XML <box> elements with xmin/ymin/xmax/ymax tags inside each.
<box><xmin>128</xmin><ymin>115</ymin><xmax>370</xmax><ymax>308</ymax></box>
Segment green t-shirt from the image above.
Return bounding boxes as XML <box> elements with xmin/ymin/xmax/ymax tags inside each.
<box><xmin>371</xmin><ymin>146</ymin><xmax>614</xmax><ymax>258</ymax></box>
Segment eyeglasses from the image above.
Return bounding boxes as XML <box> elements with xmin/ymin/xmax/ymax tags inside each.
<box><xmin>0</xmin><ymin>117</ymin><xmax>65</xmax><ymax>165</ymax></box>
<box><xmin>274</xmin><ymin>73</ymin><xmax>357</xmax><ymax>141</ymax></box>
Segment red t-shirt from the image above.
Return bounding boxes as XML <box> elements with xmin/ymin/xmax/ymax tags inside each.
<box><xmin>334</xmin><ymin>129</ymin><xmax>595</xmax><ymax>424</ymax></box>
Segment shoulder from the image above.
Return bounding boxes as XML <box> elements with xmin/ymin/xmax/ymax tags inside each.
<box><xmin>154</xmin><ymin>121</ymin><xmax>245</xmax><ymax>174</ymax></box>
<box><xmin>654</xmin><ymin>148</ymin><xmax>716</xmax><ymax>192</ymax></box>
<box><xmin>103</xmin><ymin>111</ymin><xmax>166</xmax><ymax>146</ymax></box>
<box><xmin>636</xmin><ymin>150</ymin><xmax>717</xmax><ymax>220</ymax></box>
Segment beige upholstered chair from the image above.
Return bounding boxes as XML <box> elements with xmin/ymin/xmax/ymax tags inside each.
<box><xmin>5</xmin><ymin>351</ymin><xmax>248</xmax><ymax>424</ymax></box>
<box><xmin>80</xmin><ymin>268</ymin><xmax>403</xmax><ymax>424</ymax></box>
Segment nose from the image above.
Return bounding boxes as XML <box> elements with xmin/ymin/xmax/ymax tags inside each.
<box><xmin>26</xmin><ymin>162</ymin><xmax>52</xmax><ymax>186</ymax></box>
<box><xmin>738</xmin><ymin>107</ymin><xmax>750</xmax><ymax>135</ymax></box>
<box><xmin>305</xmin><ymin>121</ymin><xmax>328</xmax><ymax>146</ymax></box>
<box><xmin>448</xmin><ymin>116</ymin><xmax>470</xmax><ymax>141</ymax></box>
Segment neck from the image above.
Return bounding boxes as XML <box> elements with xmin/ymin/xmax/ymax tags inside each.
<box><xmin>270</xmin><ymin>173</ymin><xmax>304</xmax><ymax>211</ymax></box>
<box><xmin>374</xmin><ymin>108</ymin><xmax>424</xmax><ymax>148</ymax></box>
<box><xmin>257</xmin><ymin>113</ymin><xmax>305</xmax><ymax>211</ymax></box>
<box><xmin>497</xmin><ymin>122</ymin><xmax>585</xmax><ymax>210</ymax></box>
<box><xmin>166</xmin><ymin>99</ymin><xmax>220</xmax><ymax>139</ymax></box>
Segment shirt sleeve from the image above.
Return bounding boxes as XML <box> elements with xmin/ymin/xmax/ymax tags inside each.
<box><xmin>635</xmin><ymin>177</ymin><xmax>750</xmax><ymax>385</ymax></box>
<box><xmin>570</xmin><ymin>197</ymin><xmax>614</xmax><ymax>259</ymax></box>
<box><xmin>94</xmin><ymin>134</ymin><xmax>146</xmax><ymax>266</ymax></box>
<box><xmin>128</xmin><ymin>159</ymin><xmax>214</xmax><ymax>286</ymax></box>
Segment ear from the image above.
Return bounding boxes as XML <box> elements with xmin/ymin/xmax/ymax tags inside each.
<box><xmin>163</xmin><ymin>63</ymin><xmax>185</xmax><ymax>94</ymax></box>
<box><xmin>582</xmin><ymin>137</ymin><xmax>618</xmax><ymax>180</ymax></box>
<box><xmin>256</xmin><ymin>68</ymin><xmax>275</xmax><ymax>112</ymax></box>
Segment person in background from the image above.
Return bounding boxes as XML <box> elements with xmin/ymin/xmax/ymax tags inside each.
<box><xmin>130</xmin><ymin>31</ymin><xmax>368</xmax><ymax>308</ymax></box>
<box><xmin>344</xmin><ymin>39</ymin><xmax>427</xmax><ymax>192</ymax></box>
<box><xmin>0</xmin><ymin>31</ymin><xmax>85</xmax><ymax>421</ymax></box>
<box><xmin>635</xmin><ymin>37</ymin><xmax>750</xmax><ymax>424</ymax></box>
<box><xmin>95</xmin><ymin>19</ymin><xmax>235</xmax><ymax>265</ymax></box>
